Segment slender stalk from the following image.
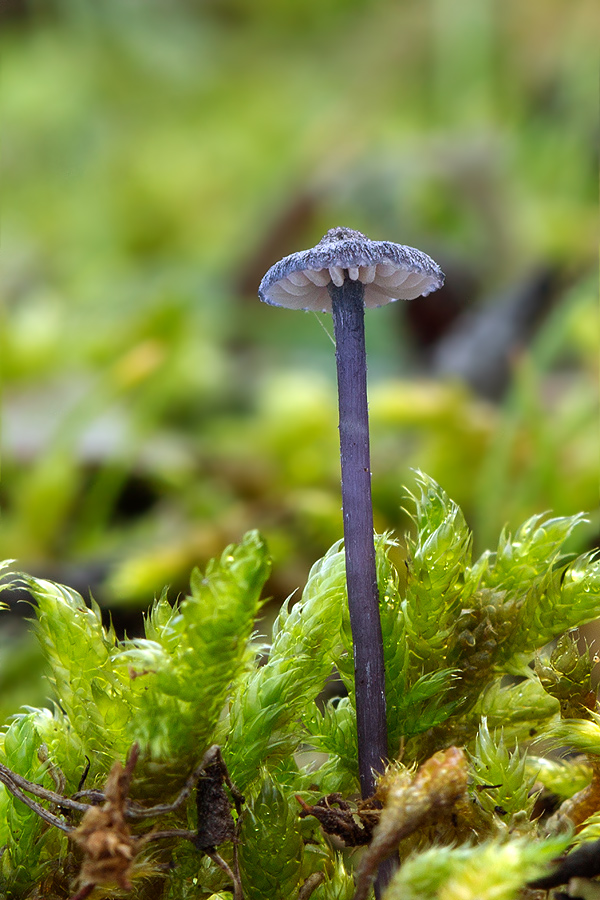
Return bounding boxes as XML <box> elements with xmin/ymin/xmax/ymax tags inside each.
<box><xmin>329</xmin><ymin>277</ymin><xmax>388</xmax><ymax>798</ymax></box>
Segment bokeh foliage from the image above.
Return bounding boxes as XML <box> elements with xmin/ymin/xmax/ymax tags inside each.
<box><xmin>1</xmin><ymin>0</ymin><xmax>596</xmax><ymax>614</ymax></box>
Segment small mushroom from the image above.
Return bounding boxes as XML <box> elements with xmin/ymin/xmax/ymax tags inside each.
<box><xmin>259</xmin><ymin>226</ymin><xmax>443</xmax><ymax>313</ymax></box>
<box><xmin>259</xmin><ymin>227</ymin><xmax>444</xmax><ymax>799</ymax></box>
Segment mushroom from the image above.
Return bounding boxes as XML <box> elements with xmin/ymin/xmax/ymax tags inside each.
<box><xmin>259</xmin><ymin>227</ymin><xmax>444</xmax><ymax>799</ymax></box>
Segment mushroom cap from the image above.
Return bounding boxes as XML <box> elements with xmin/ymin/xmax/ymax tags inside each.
<box><xmin>258</xmin><ymin>226</ymin><xmax>444</xmax><ymax>313</ymax></box>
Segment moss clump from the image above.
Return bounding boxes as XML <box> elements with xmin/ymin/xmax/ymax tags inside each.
<box><xmin>1</xmin><ymin>475</ymin><xmax>599</xmax><ymax>899</ymax></box>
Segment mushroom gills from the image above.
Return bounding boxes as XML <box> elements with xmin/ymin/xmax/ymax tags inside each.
<box><xmin>364</xmin><ymin>283</ymin><xmax>396</xmax><ymax>308</ymax></box>
<box><xmin>278</xmin><ymin>277</ymin><xmax>314</xmax><ymax>297</ymax></box>
<box><xmin>304</xmin><ymin>268</ymin><xmax>331</xmax><ymax>286</ymax></box>
<box><xmin>373</xmin><ymin>265</ymin><xmax>412</xmax><ymax>288</ymax></box>
<box><xmin>286</xmin><ymin>271</ymin><xmax>310</xmax><ymax>287</ymax></box>
<box><xmin>401</xmin><ymin>274</ymin><xmax>441</xmax><ymax>299</ymax></box>
<box><xmin>328</xmin><ymin>265</ymin><xmax>345</xmax><ymax>287</ymax></box>
<box><xmin>266</xmin><ymin>282</ymin><xmax>320</xmax><ymax>308</ymax></box>
<box><xmin>370</xmin><ymin>269</ymin><xmax>437</xmax><ymax>301</ymax></box>
<box><xmin>359</xmin><ymin>265</ymin><xmax>377</xmax><ymax>283</ymax></box>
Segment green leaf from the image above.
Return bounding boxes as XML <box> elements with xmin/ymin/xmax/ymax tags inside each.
<box><xmin>238</xmin><ymin>773</ymin><xmax>304</xmax><ymax>900</ymax></box>
<box><xmin>311</xmin><ymin>856</ymin><xmax>355</xmax><ymax>900</ymax></box>
<box><xmin>305</xmin><ymin>697</ymin><xmax>358</xmax><ymax>786</ymax></box>
<box><xmin>225</xmin><ymin>540</ymin><xmax>346</xmax><ymax>790</ymax></box>
<box><xmin>12</xmin><ymin>573</ymin><xmax>131</xmax><ymax>770</ymax></box>
<box><xmin>383</xmin><ymin>836</ymin><xmax>570</xmax><ymax>900</ymax></box>
<box><xmin>391</xmin><ymin>669</ymin><xmax>458</xmax><ymax>741</ymax></box>
<box><xmin>119</xmin><ymin>530</ymin><xmax>271</xmax><ymax>763</ymax></box>
<box><xmin>472</xmin><ymin>513</ymin><xmax>586</xmax><ymax>591</ymax></box>
<box><xmin>468</xmin><ymin>514</ymin><xmax>595</xmax><ymax>660</ymax></box>
<box><xmin>542</xmin><ymin>711</ymin><xmax>600</xmax><ymax>756</ymax></box>
<box><xmin>0</xmin><ymin>559</ymin><xmax>16</xmax><ymax>612</ymax></box>
<box><xmin>0</xmin><ymin>713</ymin><xmax>69</xmax><ymax>898</ymax></box>
<box><xmin>403</xmin><ymin>472</ymin><xmax>473</xmax><ymax>659</ymax></box>
<box><xmin>470</xmin><ymin>718</ymin><xmax>538</xmax><ymax>830</ymax></box>
<box><xmin>525</xmin><ymin>756</ymin><xmax>591</xmax><ymax>801</ymax></box>
<box><xmin>474</xmin><ymin>675</ymin><xmax>559</xmax><ymax>737</ymax></box>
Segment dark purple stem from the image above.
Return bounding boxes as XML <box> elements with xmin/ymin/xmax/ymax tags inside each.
<box><xmin>329</xmin><ymin>277</ymin><xmax>388</xmax><ymax>799</ymax></box>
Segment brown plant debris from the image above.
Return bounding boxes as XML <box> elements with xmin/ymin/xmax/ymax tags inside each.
<box><xmin>296</xmin><ymin>792</ymin><xmax>379</xmax><ymax>846</ymax></box>
<box><xmin>0</xmin><ymin>740</ymin><xmax>245</xmax><ymax>898</ymax></box>
<box><xmin>529</xmin><ymin>837</ymin><xmax>600</xmax><ymax>890</ymax></box>
<box><xmin>70</xmin><ymin>744</ymin><xmax>140</xmax><ymax>892</ymax></box>
<box><xmin>353</xmin><ymin>746</ymin><xmax>469</xmax><ymax>900</ymax></box>
<box><xmin>297</xmin><ymin>871</ymin><xmax>326</xmax><ymax>900</ymax></box>
<box><xmin>195</xmin><ymin>745</ymin><xmax>244</xmax><ymax>851</ymax></box>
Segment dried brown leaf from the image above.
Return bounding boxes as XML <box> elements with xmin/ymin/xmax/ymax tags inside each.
<box><xmin>297</xmin><ymin>792</ymin><xmax>375</xmax><ymax>846</ymax></box>
<box><xmin>70</xmin><ymin>746</ymin><xmax>139</xmax><ymax>891</ymax></box>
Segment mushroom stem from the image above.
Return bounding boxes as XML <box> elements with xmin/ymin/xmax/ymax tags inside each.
<box><xmin>329</xmin><ymin>276</ymin><xmax>388</xmax><ymax>799</ymax></box>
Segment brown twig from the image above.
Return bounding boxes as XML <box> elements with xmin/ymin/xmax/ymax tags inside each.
<box><xmin>138</xmin><ymin>828</ymin><xmax>196</xmax><ymax>845</ymax></box>
<box><xmin>208</xmin><ymin>850</ymin><xmax>244</xmax><ymax>900</ymax></box>
<box><xmin>297</xmin><ymin>793</ymin><xmax>374</xmax><ymax>846</ymax></box>
<box><xmin>0</xmin><ymin>744</ymin><xmax>225</xmax><ymax>826</ymax></box>
<box><xmin>0</xmin><ymin>761</ymin><xmax>89</xmax><ymax>815</ymax></box>
<box><xmin>0</xmin><ymin>767</ymin><xmax>73</xmax><ymax>833</ymax></box>
<box><xmin>3</xmin><ymin>743</ymin><xmax>245</xmax><ymax>897</ymax></box>
<box><xmin>297</xmin><ymin>871</ymin><xmax>325</xmax><ymax>900</ymax></box>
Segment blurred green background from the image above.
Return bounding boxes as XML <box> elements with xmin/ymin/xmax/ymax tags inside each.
<box><xmin>0</xmin><ymin>0</ymin><xmax>598</xmax><ymax>714</ymax></box>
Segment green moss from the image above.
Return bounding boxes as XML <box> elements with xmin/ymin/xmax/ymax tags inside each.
<box><xmin>1</xmin><ymin>477</ymin><xmax>599</xmax><ymax>897</ymax></box>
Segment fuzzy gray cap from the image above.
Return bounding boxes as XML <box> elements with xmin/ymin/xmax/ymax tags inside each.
<box><xmin>258</xmin><ymin>226</ymin><xmax>444</xmax><ymax>313</ymax></box>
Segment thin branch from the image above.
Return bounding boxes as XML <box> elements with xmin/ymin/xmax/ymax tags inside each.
<box><xmin>26</xmin><ymin>743</ymin><xmax>223</xmax><ymax>825</ymax></box>
<box><xmin>0</xmin><ymin>743</ymin><xmax>239</xmax><ymax>856</ymax></box>
<box><xmin>231</xmin><ymin>792</ymin><xmax>244</xmax><ymax>900</ymax></box>
<box><xmin>71</xmin><ymin>789</ymin><xmax>105</xmax><ymax>804</ymax></box>
<box><xmin>123</xmin><ymin>744</ymin><xmax>222</xmax><ymax>819</ymax></box>
<box><xmin>137</xmin><ymin>828</ymin><xmax>197</xmax><ymax>845</ymax></box>
<box><xmin>330</xmin><ymin>278</ymin><xmax>388</xmax><ymax>798</ymax></box>
<box><xmin>208</xmin><ymin>850</ymin><xmax>244</xmax><ymax>900</ymax></box>
<box><xmin>38</xmin><ymin>744</ymin><xmax>67</xmax><ymax>795</ymax></box>
<box><xmin>0</xmin><ymin>763</ymin><xmax>89</xmax><ymax>813</ymax></box>
<box><xmin>0</xmin><ymin>772</ymin><xmax>72</xmax><ymax>833</ymax></box>
<box><xmin>137</xmin><ymin>823</ymin><xmax>244</xmax><ymax>900</ymax></box>
<box><xmin>297</xmin><ymin>872</ymin><xmax>325</xmax><ymax>900</ymax></box>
